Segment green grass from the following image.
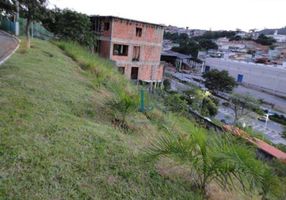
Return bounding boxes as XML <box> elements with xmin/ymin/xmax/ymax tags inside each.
<box><xmin>0</xmin><ymin>39</ymin><xmax>204</xmax><ymax>199</ymax></box>
<box><xmin>1</xmin><ymin>39</ymin><xmax>284</xmax><ymax>200</ymax></box>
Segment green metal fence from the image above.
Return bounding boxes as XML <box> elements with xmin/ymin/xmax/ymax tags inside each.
<box><xmin>0</xmin><ymin>16</ymin><xmax>16</xmax><ymax>34</ymax></box>
<box><xmin>0</xmin><ymin>16</ymin><xmax>53</xmax><ymax>40</ymax></box>
<box><xmin>19</xmin><ymin>18</ymin><xmax>53</xmax><ymax>40</ymax></box>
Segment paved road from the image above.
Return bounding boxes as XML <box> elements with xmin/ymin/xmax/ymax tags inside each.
<box><xmin>167</xmin><ymin>70</ymin><xmax>286</xmax><ymax>145</ymax></box>
<box><xmin>0</xmin><ymin>30</ymin><xmax>18</xmax><ymax>64</ymax></box>
<box><xmin>234</xmin><ymin>86</ymin><xmax>286</xmax><ymax>113</ymax></box>
<box><xmin>216</xmin><ymin>106</ymin><xmax>286</xmax><ymax>145</ymax></box>
<box><xmin>169</xmin><ymin>71</ymin><xmax>286</xmax><ymax>114</ymax></box>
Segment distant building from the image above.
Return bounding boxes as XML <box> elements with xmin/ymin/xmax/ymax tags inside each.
<box><xmin>164</xmin><ymin>25</ymin><xmax>206</xmax><ymax>37</ymax></box>
<box><xmin>90</xmin><ymin>16</ymin><xmax>165</xmax><ymax>86</ymax></box>
<box><xmin>161</xmin><ymin>50</ymin><xmax>203</xmax><ymax>73</ymax></box>
<box><xmin>267</xmin><ymin>30</ymin><xmax>286</xmax><ymax>43</ymax></box>
<box><xmin>162</xmin><ymin>40</ymin><xmax>179</xmax><ymax>51</ymax></box>
<box><xmin>216</xmin><ymin>37</ymin><xmax>246</xmax><ymax>52</ymax></box>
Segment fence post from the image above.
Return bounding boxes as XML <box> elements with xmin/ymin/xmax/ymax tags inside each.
<box><xmin>139</xmin><ymin>89</ymin><xmax>145</xmax><ymax>112</ymax></box>
<box><xmin>15</xmin><ymin>0</ymin><xmax>20</xmax><ymax>36</ymax></box>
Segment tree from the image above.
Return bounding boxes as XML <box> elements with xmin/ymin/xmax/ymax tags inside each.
<box><xmin>200</xmin><ymin>96</ymin><xmax>218</xmax><ymax>117</ymax></box>
<box><xmin>164</xmin><ymin>93</ymin><xmax>188</xmax><ymax>114</ymax></box>
<box><xmin>282</xmin><ymin>127</ymin><xmax>286</xmax><ymax>139</ymax></box>
<box><xmin>172</xmin><ymin>40</ymin><xmax>200</xmax><ymax>58</ymax></box>
<box><xmin>148</xmin><ymin>130</ymin><xmax>266</xmax><ymax>196</ymax></box>
<box><xmin>19</xmin><ymin>0</ymin><xmax>48</xmax><ymax>48</ymax></box>
<box><xmin>163</xmin><ymin>79</ymin><xmax>171</xmax><ymax>91</ymax></box>
<box><xmin>42</xmin><ymin>8</ymin><xmax>95</xmax><ymax>48</ymax></box>
<box><xmin>184</xmin><ymin>89</ymin><xmax>218</xmax><ymax>117</ymax></box>
<box><xmin>107</xmin><ymin>92</ymin><xmax>138</xmax><ymax>129</ymax></box>
<box><xmin>229</xmin><ymin>93</ymin><xmax>259</xmax><ymax>125</ymax></box>
<box><xmin>194</xmin><ymin>30</ymin><xmax>237</xmax><ymax>40</ymax></box>
<box><xmin>198</xmin><ymin>39</ymin><xmax>218</xmax><ymax>50</ymax></box>
<box><xmin>163</xmin><ymin>32</ymin><xmax>179</xmax><ymax>41</ymax></box>
<box><xmin>255</xmin><ymin>34</ymin><xmax>276</xmax><ymax>46</ymax></box>
<box><xmin>229</xmin><ymin>35</ymin><xmax>242</xmax><ymax>41</ymax></box>
<box><xmin>0</xmin><ymin>0</ymin><xmax>15</xmax><ymax>14</ymax></box>
<box><xmin>203</xmin><ymin>69</ymin><xmax>237</xmax><ymax>94</ymax></box>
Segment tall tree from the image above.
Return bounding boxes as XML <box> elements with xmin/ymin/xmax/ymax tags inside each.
<box><xmin>203</xmin><ymin>69</ymin><xmax>237</xmax><ymax>94</ymax></box>
<box><xmin>0</xmin><ymin>0</ymin><xmax>15</xmax><ymax>14</ymax></box>
<box><xmin>255</xmin><ymin>34</ymin><xmax>276</xmax><ymax>46</ymax></box>
<box><xmin>184</xmin><ymin>89</ymin><xmax>218</xmax><ymax>117</ymax></box>
<box><xmin>19</xmin><ymin>0</ymin><xmax>48</xmax><ymax>48</ymax></box>
<box><xmin>42</xmin><ymin>8</ymin><xmax>95</xmax><ymax>48</ymax></box>
<box><xmin>198</xmin><ymin>39</ymin><xmax>218</xmax><ymax>50</ymax></box>
<box><xmin>172</xmin><ymin>39</ymin><xmax>200</xmax><ymax>58</ymax></box>
<box><xmin>229</xmin><ymin>93</ymin><xmax>259</xmax><ymax>125</ymax></box>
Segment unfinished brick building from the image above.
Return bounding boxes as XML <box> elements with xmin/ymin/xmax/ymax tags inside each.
<box><xmin>90</xmin><ymin>16</ymin><xmax>164</xmax><ymax>87</ymax></box>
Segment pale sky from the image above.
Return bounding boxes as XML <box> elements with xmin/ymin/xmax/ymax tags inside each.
<box><xmin>48</xmin><ymin>0</ymin><xmax>286</xmax><ymax>31</ymax></box>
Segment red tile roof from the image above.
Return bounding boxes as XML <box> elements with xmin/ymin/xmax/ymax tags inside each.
<box><xmin>223</xmin><ymin>125</ymin><xmax>286</xmax><ymax>164</ymax></box>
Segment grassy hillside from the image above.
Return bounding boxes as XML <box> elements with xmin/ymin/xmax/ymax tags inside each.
<box><xmin>1</xmin><ymin>39</ymin><xmax>284</xmax><ymax>200</ymax></box>
<box><xmin>0</xmin><ymin>39</ymin><xmax>204</xmax><ymax>199</ymax></box>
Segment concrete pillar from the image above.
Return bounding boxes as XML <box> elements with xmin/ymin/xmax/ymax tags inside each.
<box><xmin>15</xmin><ymin>0</ymin><xmax>19</xmax><ymax>36</ymax></box>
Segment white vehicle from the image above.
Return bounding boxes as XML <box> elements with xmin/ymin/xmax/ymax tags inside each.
<box><xmin>203</xmin><ymin>117</ymin><xmax>212</xmax><ymax>122</ymax></box>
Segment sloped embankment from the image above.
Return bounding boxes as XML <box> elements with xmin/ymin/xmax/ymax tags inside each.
<box><xmin>0</xmin><ymin>39</ymin><xmax>202</xmax><ymax>199</ymax></box>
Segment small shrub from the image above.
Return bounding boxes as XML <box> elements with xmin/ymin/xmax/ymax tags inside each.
<box><xmin>163</xmin><ymin>79</ymin><xmax>171</xmax><ymax>91</ymax></box>
<box><xmin>269</xmin><ymin>114</ymin><xmax>286</xmax><ymax>126</ymax></box>
<box><xmin>164</xmin><ymin>94</ymin><xmax>188</xmax><ymax>114</ymax></box>
<box><xmin>147</xmin><ymin>131</ymin><xmax>267</xmax><ymax>197</ymax></box>
<box><xmin>282</xmin><ymin>128</ymin><xmax>286</xmax><ymax>139</ymax></box>
<box><xmin>107</xmin><ymin>93</ymin><xmax>138</xmax><ymax>130</ymax></box>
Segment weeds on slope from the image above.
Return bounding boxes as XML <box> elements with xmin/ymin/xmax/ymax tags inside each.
<box><xmin>55</xmin><ymin>41</ymin><xmax>140</xmax><ymax>130</ymax></box>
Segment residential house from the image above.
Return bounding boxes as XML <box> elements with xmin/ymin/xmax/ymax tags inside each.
<box><xmin>90</xmin><ymin>16</ymin><xmax>165</xmax><ymax>87</ymax></box>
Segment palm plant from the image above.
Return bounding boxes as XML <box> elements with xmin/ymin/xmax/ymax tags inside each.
<box><xmin>147</xmin><ymin>129</ymin><xmax>266</xmax><ymax>196</ymax></box>
<box><xmin>260</xmin><ymin>169</ymin><xmax>286</xmax><ymax>200</ymax></box>
<box><xmin>107</xmin><ymin>92</ymin><xmax>138</xmax><ymax>129</ymax></box>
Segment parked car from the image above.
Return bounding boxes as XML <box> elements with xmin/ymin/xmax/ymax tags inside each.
<box><xmin>258</xmin><ymin>115</ymin><xmax>268</xmax><ymax>122</ymax></box>
<box><xmin>203</xmin><ymin>117</ymin><xmax>212</xmax><ymax>122</ymax></box>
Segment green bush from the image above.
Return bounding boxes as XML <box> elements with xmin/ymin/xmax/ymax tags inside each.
<box><xmin>164</xmin><ymin>93</ymin><xmax>188</xmax><ymax>114</ymax></box>
<box><xmin>55</xmin><ymin>41</ymin><xmax>135</xmax><ymax>95</ymax></box>
<box><xmin>163</xmin><ymin>79</ymin><xmax>171</xmax><ymax>91</ymax></box>
<box><xmin>148</xmin><ymin>130</ymin><xmax>269</xmax><ymax>196</ymax></box>
<box><xmin>55</xmin><ymin>40</ymin><xmax>140</xmax><ymax>130</ymax></box>
<box><xmin>201</xmin><ymin>97</ymin><xmax>218</xmax><ymax>117</ymax></box>
<box><xmin>43</xmin><ymin>8</ymin><xmax>95</xmax><ymax>47</ymax></box>
<box><xmin>269</xmin><ymin>114</ymin><xmax>286</xmax><ymax>126</ymax></box>
<box><xmin>183</xmin><ymin>89</ymin><xmax>218</xmax><ymax>117</ymax></box>
<box><xmin>282</xmin><ymin>128</ymin><xmax>286</xmax><ymax>139</ymax></box>
<box><xmin>107</xmin><ymin>92</ymin><xmax>138</xmax><ymax>130</ymax></box>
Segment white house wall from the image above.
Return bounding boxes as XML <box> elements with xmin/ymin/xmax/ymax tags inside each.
<box><xmin>205</xmin><ymin>58</ymin><xmax>286</xmax><ymax>97</ymax></box>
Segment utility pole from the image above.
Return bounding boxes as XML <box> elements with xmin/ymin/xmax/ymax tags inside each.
<box><xmin>15</xmin><ymin>0</ymin><xmax>19</xmax><ymax>36</ymax></box>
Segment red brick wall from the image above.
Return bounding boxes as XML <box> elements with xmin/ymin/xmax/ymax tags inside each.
<box><xmin>99</xmin><ymin>41</ymin><xmax>111</xmax><ymax>58</ymax></box>
<box><xmin>110</xmin><ymin>19</ymin><xmax>163</xmax><ymax>63</ymax></box>
<box><xmin>112</xmin><ymin>19</ymin><xmax>163</xmax><ymax>44</ymax></box>
<box><xmin>156</xmin><ymin>64</ymin><xmax>164</xmax><ymax>80</ymax></box>
<box><xmin>95</xmin><ymin>17</ymin><xmax>164</xmax><ymax>82</ymax></box>
<box><xmin>117</xmin><ymin>63</ymin><xmax>163</xmax><ymax>81</ymax></box>
<box><xmin>99</xmin><ymin>18</ymin><xmax>112</xmax><ymax>37</ymax></box>
<box><xmin>142</xmin><ymin>46</ymin><xmax>161</xmax><ymax>61</ymax></box>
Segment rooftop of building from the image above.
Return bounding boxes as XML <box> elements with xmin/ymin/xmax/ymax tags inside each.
<box><xmin>90</xmin><ymin>15</ymin><xmax>165</xmax><ymax>28</ymax></box>
<box><xmin>161</xmin><ymin>50</ymin><xmax>192</xmax><ymax>60</ymax></box>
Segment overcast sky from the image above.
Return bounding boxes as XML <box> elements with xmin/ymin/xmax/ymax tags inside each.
<box><xmin>48</xmin><ymin>0</ymin><xmax>286</xmax><ymax>31</ymax></box>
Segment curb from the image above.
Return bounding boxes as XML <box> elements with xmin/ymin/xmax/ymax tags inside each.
<box><xmin>0</xmin><ymin>30</ymin><xmax>20</xmax><ymax>65</ymax></box>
